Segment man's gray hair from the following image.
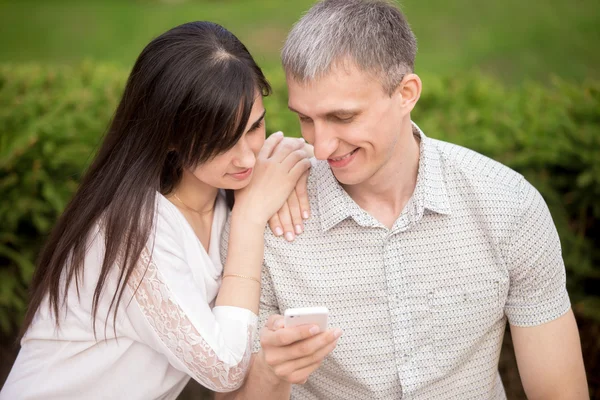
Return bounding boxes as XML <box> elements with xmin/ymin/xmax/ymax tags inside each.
<box><xmin>282</xmin><ymin>0</ymin><xmax>417</xmax><ymax>95</ymax></box>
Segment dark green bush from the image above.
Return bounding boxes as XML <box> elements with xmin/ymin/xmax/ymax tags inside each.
<box><xmin>0</xmin><ymin>63</ymin><xmax>126</xmax><ymax>333</ymax></box>
<box><xmin>1</xmin><ymin>63</ymin><xmax>598</xmax><ymax>336</ymax></box>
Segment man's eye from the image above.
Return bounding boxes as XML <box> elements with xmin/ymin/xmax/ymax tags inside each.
<box><xmin>334</xmin><ymin>115</ymin><xmax>354</xmax><ymax>123</ymax></box>
<box><xmin>299</xmin><ymin>116</ymin><xmax>313</xmax><ymax>123</ymax></box>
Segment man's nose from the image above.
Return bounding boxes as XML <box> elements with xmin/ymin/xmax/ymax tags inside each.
<box><xmin>312</xmin><ymin>123</ymin><xmax>338</xmax><ymax>160</ymax></box>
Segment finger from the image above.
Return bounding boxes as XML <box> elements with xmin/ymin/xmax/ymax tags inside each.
<box><xmin>303</xmin><ymin>142</ymin><xmax>315</xmax><ymax>158</ymax></box>
<box><xmin>277</xmin><ymin>202</ymin><xmax>295</xmax><ymax>242</ymax></box>
<box><xmin>269</xmin><ymin>137</ymin><xmax>305</xmax><ymax>163</ymax></box>
<box><xmin>266</xmin><ymin>314</ymin><xmax>284</xmax><ymax>331</ymax></box>
<box><xmin>263</xmin><ymin>329</ymin><xmax>339</xmax><ymax>368</ymax></box>
<box><xmin>259</xmin><ymin>131</ymin><xmax>284</xmax><ymax>159</ymax></box>
<box><xmin>263</xmin><ymin>324</ymin><xmax>322</xmax><ymax>348</ymax></box>
<box><xmin>285</xmin><ymin>190</ymin><xmax>303</xmax><ymax>235</ymax></box>
<box><xmin>291</xmin><ymin>336</ymin><xmax>339</xmax><ymax>371</ymax></box>
<box><xmin>267</xmin><ymin>213</ymin><xmax>284</xmax><ymax>237</ymax></box>
<box><xmin>286</xmin><ymin>358</ymin><xmax>326</xmax><ymax>385</ymax></box>
<box><xmin>288</xmin><ymin>158</ymin><xmax>312</xmax><ymax>184</ymax></box>
<box><xmin>281</xmin><ymin>149</ymin><xmax>308</xmax><ymax>172</ymax></box>
<box><xmin>275</xmin><ymin>338</ymin><xmax>339</xmax><ymax>382</ymax></box>
<box><xmin>296</xmin><ymin>170</ymin><xmax>310</xmax><ymax>220</ymax></box>
<box><xmin>286</xmin><ymin>328</ymin><xmax>341</xmax><ymax>362</ymax></box>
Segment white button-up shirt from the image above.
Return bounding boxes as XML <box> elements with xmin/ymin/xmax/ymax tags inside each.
<box><xmin>222</xmin><ymin>124</ymin><xmax>571</xmax><ymax>399</ymax></box>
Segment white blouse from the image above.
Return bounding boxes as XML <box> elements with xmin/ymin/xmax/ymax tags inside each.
<box><xmin>1</xmin><ymin>192</ymin><xmax>257</xmax><ymax>400</ymax></box>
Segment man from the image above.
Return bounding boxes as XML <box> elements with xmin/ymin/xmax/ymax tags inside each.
<box><xmin>218</xmin><ymin>0</ymin><xmax>588</xmax><ymax>398</ymax></box>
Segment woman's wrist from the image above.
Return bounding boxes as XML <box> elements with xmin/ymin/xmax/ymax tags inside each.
<box><xmin>230</xmin><ymin>203</ymin><xmax>269</xmax><ymax>229</ymax></box>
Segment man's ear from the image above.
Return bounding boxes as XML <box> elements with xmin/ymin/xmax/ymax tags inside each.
<box><xmin>395</xmin><ymin>73</ymin><xmax>422</xmax><ymax>113</ymax></box>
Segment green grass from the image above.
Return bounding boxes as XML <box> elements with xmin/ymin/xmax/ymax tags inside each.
<box><xmin>0</xmin><ymin>0</ymin><xmax>314</xmax><ymax>68</ymax></box>
<box><xmin>0</xmin><ymin>0</ymin><xmax>599</xmax><ymax>83</ymax></box>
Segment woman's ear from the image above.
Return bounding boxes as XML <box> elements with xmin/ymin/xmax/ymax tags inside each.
<box><xmin>396</xmin><ymin>73</ymin><xmax>422</xmax><ymax>113</ymax></box>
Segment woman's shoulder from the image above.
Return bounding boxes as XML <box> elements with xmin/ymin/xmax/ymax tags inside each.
<box><xmin>213</xmin><ymin>189</ymin><xmax>229</xmax><ymax>227</ymax></box>
<box><xmin>155</xmin><ymin>192</ymin><xmax>179</xmax><ymax>220</ymax></box>
<box><xmin>153</xmin><ymin>193</ymin><xmax>189</xmax><ymax>246</ymax></box>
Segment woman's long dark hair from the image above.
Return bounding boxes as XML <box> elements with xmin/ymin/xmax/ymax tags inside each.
<box><xmin>20</xmin><ymin>21</ymin><xmax>271</xmax><ymax>338</ymax></box>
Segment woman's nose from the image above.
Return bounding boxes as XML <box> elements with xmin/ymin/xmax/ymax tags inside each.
<box><xmin>233</xmin><ymin>139</ymin><xmax>256</xmax><ymax>169</ymax></box>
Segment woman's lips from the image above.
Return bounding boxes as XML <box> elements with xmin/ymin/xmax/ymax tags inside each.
<box><xmin>229</xmin><ymin>168</ymin><xmax>253</xmax><ymax>180</ymax></box>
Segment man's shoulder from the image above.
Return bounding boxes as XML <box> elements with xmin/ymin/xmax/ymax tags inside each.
<box><xmin>307</xmin><ymin>157</ymin><xmax>328</xmax><ymax>192</ymax></box>
<box><xmin>430</xmin><ymin>137</ymin><xmax>525</xmax><ymax>194</ymax></box>
<box><xmin>261</xmin><ymin>159</ymin><xmax>327</xmax><ymax>246</ymax></box>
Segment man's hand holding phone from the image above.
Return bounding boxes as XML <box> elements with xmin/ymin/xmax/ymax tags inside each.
<box><xmin>258</xmin><ymin>312</ymin><xmax>342</xmax><ymax>385</ymax></box>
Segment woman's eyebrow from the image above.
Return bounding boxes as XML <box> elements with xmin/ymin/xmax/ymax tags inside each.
<box><xmin>247</xmin><ymin>109</ymin><xmax>266</xmax><ymax>130</ymax></box>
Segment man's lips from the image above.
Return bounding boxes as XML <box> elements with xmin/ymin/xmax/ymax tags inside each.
<box><xmin>327</xmin><ymin>148</ymin><xmax>358</xmax><ymax>168</ymax></box>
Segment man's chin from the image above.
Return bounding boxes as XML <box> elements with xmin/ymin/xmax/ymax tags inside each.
<box><xmin>331</xmin><ymin>169</ymin><xmax>365</xmax><ymax>187</ymax></box>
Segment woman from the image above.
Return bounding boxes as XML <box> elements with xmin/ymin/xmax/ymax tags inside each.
<box><xmin>1</xmin><ymin>21</ymin><xmax>311</xmax><ymax>399</ymax></box>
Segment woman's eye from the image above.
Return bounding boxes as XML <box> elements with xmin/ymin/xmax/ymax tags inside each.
<box><xmin>248</xmin><ymin>120</ymin><xmax>264</xmax><ymax>133</ymax></box>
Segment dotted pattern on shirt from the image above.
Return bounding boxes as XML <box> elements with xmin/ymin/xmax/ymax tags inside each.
<box><xmin>220</xmin><ymin>124</ymin><xmax>570</xmax><ymax>400</ymax></box>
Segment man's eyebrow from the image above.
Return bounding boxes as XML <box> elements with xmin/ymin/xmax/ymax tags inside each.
<box><xmin>288</xmin><ymin>105</ymin><xmax>302</xmax><ymax>114</ymax></box>
<box><xmin>287</xmin><ymin>105</ymin><xmax>359</xmax><ymax>117</ymax></box>
<box><xmin>247</xmin><ymin>109</ymin><xmax>266</xmax><ymax>130</ymax></box>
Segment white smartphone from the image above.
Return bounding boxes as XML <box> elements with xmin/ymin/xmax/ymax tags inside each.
<box><xmin>284</xmin><ymin>306</ymin><xmax>329</xmax><ymax>331</ymax></box>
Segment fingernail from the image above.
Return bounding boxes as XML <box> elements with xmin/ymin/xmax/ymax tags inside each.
<box><xmin>285</xmin><ymin>232</ymin><xmax>295</xmax><ymax>241</ymax></box>
<box><xmin>309</xmin><ymin>326</ymin><xmax>320</xmax><ymax>335</ymax></box>
<box><xmin>333</xmin><ymin>329</ymin><xmax>343</xmax><ymax>339</ymax></box>
<box><xmin>295</xmin><ymin>224</ymin><xmax>303</xmax><ymax>234</ymax></box>
<box><xmin>274</xmin><ymin>227</ymin><xmax>283</xmax><ymax>236</ymax></box>
<box><xmin>274</xmin><ymin>319</ymin><xmax>284</xmax><ymax>329</ymax></box>
<box><xmin>302</xmin><ymin>211</ymin><xmax>310</xmax><ymax>219</ymax></box>
<box><xmin>273</xmin><ymin>131</ymin><xmax>283</xmax><ymax>136</ymax></box>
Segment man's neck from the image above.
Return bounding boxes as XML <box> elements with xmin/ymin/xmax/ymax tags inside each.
<box><xmin>343</xmin><ymin>125</ymin><xmax>421</xmax><ymax>229</ymax></box>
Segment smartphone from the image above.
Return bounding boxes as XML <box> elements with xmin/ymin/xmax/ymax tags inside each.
<box><xmin>284</xmin><ymin>306</ymin><xmax>329</xmax><ymax>331</ymax></box>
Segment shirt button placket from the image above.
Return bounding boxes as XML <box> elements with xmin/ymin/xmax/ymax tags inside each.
<box><xmin>383</xmin><ymin>232</ymin><xmax>407</xmax><ymax>393</ymax></box>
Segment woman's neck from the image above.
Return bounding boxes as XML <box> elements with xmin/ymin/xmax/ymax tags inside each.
<box><xmin>172</xmin><ymin>169</ymin><xmax>219</xmax><ymax>214</ymax></box>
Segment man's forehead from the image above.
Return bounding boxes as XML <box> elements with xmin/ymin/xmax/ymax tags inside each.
<box><xmin>286</xmin><ymin>58</ymin><xmax>381</xmax><ymax>84</ymax></box>
<box><xmin>286</xmin><ymin>68</ymin><xmax>382</xmax><ymax>116</ymax></box>
<box><xmin>287</xmin><ymin>91</ymin><xmax>363</xmax><ymax>116</ymax></box>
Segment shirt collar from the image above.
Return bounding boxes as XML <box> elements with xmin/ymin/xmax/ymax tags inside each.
<box><xmin>413</xmin><ymin>122</ymin><xmax>452</xmax><ymax>217</ymax></box>
<box><xmin>315</xmin><ymin>122</ymin><xmax>451</xmax><ymax>232</ymax></box>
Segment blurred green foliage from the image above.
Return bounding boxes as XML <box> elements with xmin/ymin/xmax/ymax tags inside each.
<box><xmin>0</xmin><ymin>0</ymin><xmax>598</xmax><ymax>84</ymax></box>
<box><xmin>0</xmin><ymin>63</ymin><xmax>599</xmax><ymax>335</ymax></box>
<box><xmin>0</xmin><ymin>63</ymin><xmax>126</xmax><ymax>333</ymax></box>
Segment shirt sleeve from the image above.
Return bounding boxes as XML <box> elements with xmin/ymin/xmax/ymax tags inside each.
<box><xmin>504</xmin><ymin>179</ymin><xmax>571</xmax><ymax>327</ymax></box>
<box><xmin>126</xmin><ymin>202</ymin><xmax>257</xmax><ymax>392</ymax></box>
<box><xmin>253</xmin><ymin>261</ymin><xmax>281</xmax><ymax>353</ymax></box>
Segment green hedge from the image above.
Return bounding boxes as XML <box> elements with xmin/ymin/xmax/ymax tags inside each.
<box><xmin>1</xmin><ymin>63</ymin><xmax>599</xmax><ymax>335</ymax></box>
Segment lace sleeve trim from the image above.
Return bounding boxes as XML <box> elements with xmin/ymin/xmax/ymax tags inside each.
<box><xmin>126</xmin><ymin>248</ymin><xmax>254</xmax><ymax>392</ymax></box>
